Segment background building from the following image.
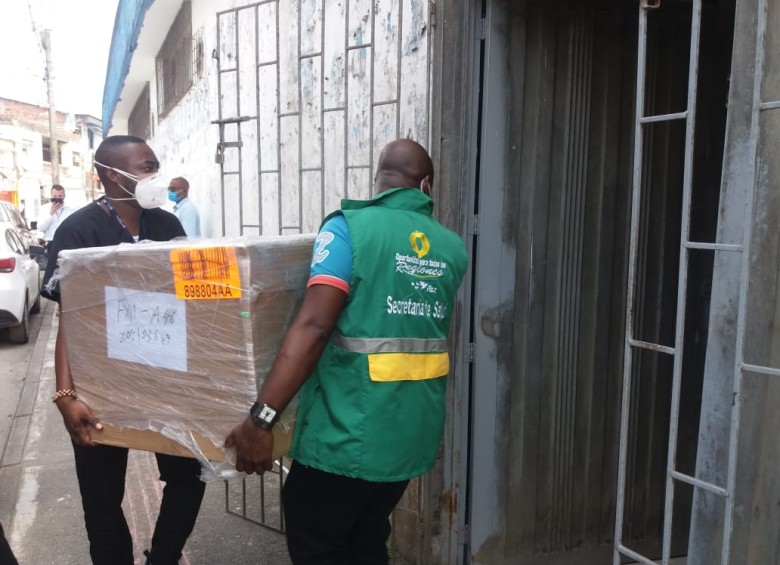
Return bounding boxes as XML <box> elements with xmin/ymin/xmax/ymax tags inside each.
<box><xmin>0</xmin><ymin>97</ymin><xmax>103</xmax><ymax>221</ymax></box>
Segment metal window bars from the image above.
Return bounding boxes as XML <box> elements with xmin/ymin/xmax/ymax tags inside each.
<box><xmin>214</xmin><ymin>0</ymin><xmax>431</xmax><ymax>239</ymax></box>
<box><xmin>614</xmin><ymin>1</ymin><xmax>777</xmax><ymax>564</ymax></box>
<box><xmin>224</xmin><ymin>456</ymin><xmax>289</xmax><ymax>533</ymax></box>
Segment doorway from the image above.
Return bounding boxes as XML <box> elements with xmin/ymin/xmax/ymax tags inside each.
<box><xmin>462</xmin><ymin>1</ymin><xmax>735</xmax><ymax>563</ymax></box>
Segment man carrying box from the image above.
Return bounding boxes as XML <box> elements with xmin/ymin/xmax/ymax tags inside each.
<box><xmin>227</xmin><ymin>139</ymin><xmax>469</xmax><ymax>564</ymax></box>
<box><xmin>41</xmin><ymin>135</ymin><xmax>205</xmax><ymax>565</ymax></box>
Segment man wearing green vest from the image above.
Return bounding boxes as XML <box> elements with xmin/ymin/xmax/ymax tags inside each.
<box><xmin>226</xmin><ymin>139</ymin><xmax>468</xmax><ymax>564</ymax></box>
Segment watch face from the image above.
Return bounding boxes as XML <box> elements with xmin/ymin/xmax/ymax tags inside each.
<box><xmin>257</xmin><ymin>405</ymin><xmax>277</xmax><ymax>423</ymax></box>
<box><xmin>251</xmin><ymin>403</ymin><xmax>278</xmax><ymax>427</ymax></box>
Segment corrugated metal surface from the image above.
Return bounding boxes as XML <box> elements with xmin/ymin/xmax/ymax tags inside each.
<box><xmin>466</xmin><ymin>5</ymin><xmax>637</xmax><ymax>562</ymax></box>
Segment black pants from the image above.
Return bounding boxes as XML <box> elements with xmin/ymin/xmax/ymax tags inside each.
<box><xmin>282</xmin><ymin>462</ymin><xmax>409</xmax><ymax>565</ymax></box>
<box><xmin>0</xmin><ymin>521</ymin><xmax>18</xmax><ymax>565</ymax></box>
<box><xmin>72</xmin><ymin>443</ymin><xmax>205</xmax><ymax>565</ymax></box>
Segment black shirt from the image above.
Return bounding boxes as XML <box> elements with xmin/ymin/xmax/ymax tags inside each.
<box><xmin>41</xmin><ymin>200</ymin><xmax>186</xmax><ymax>303</ymax></box>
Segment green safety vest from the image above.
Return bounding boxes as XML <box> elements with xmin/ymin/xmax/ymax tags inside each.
<box><xmin>290</xmin><ymin>188</ymin><xmax>469</xmax><ymax>482</ymax></box>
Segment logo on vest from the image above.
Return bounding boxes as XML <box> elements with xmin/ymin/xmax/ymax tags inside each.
<box><xmin>410</xmin><ymin>231</ymin><xmax>430</xmax><ymax>258</ymax></box>
<box><xmin>395</xmin><ymin>230</ymin><xmax>448</xmax><ymax>281</ymax></box>
<box><xmin>387</xmin><ymin>231</ymin><xmax>451</xmax><ymax>320</ymax></box>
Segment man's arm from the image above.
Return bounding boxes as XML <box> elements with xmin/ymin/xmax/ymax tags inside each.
<box><xmin>225</xmin><ymin>283</ymin><xmax>347</xmax><ymax>474</ymax></box>
<box><xmin>43</xmin><ymin>223</ymin><xmax>103</xmax><ymax>445</ymax></box>
<box><xmin>53</xmin><ymin>323</ymin><xmax>103</xmax><ymax>445</ymax></box>
<box><xmin>37</xmin><ymin>212</ymin><xmax>54</xmax><ymax>234</ymax></box>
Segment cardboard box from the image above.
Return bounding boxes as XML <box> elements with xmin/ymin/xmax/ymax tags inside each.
<box><xmin>55</xmin><ymin>235</ymin><xmax>314</xmax><ymax>470</ymax></box>
<box><xmin>90</xmin><ymin>424</ymin><xmax>294</xmax><ymax>462</ymax></box>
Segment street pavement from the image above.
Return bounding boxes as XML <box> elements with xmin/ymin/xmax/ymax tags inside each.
<box><xmin>0</xmin><ymin>299</ymin><xmax>292</xmax><ymax>565</ymax></box>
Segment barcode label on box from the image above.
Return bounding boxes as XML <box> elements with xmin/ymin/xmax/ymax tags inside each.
<box><xmin>170</xmin><ymin>247</ymin><xmax>242</xmax><ymax>300</ymax></box>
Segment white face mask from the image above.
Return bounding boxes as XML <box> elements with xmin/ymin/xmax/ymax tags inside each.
<box><xmin>131</xmin><ymin>173</ymin><xmax>169</xmax><ymax>209</ymax></box>
<box><xmin>95</xmin><ymin>161</ymin><xmax>169</xmax><ymax>209</ymax></box>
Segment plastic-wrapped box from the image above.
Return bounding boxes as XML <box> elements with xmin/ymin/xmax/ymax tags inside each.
<box><xmin>53</xmin><ymin>235</ymin><xmax>314</xmax><ymax>478</ymax></box>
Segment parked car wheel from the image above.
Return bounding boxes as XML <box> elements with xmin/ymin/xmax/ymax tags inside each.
<box><xmin>8</xmin><ymin>297</ymin><xmax>29</xmax><ymax>344</ymax></box>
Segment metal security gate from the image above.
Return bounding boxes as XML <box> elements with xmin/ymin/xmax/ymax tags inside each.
<box><xmin>223</xmin><ymin>457</ymin><xmax>289</xmax><ymax>533</ymax></box>
<box><xmin>213</xmin><ymin>0</ymin><xmax>433</xmax><ymax>238</ymax></box>
<box><xmin>613</xmin><ymin>0</ymin><xmax>772</xmax><ymax>563</ymax></box>
<box><xmin>613</xmin><ymin>0</ymin><xmax>706</xmax><ymax>562</ymax></box>
<box><xmin>212</xmin><ymin>0</ymin><xmax>434</xmax><ymax>538</ymax></box>
<box><xmin>212</xmin><ymin>115</ymin><xmax>254</xmax><ymax>237</ymax></box>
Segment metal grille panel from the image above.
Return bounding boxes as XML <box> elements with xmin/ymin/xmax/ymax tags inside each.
<box><xmin>213</xmin><ymin>0</ymin><xmax>432</xmax><ymax>536</ymax></box>
<box><xmin>156</xmin><ymin>1</ymin><xmax>193</xmax><ymax>118</ymax></box>
<box><xmin>215</xmin><ymin>0</ymin><xmax>431</xmax><ymax>237</ymax></box>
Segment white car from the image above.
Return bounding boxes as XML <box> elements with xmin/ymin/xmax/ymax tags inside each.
<box><xmin>0</xmin><ymin>200</ymin><xmax>36</xmax><ymax>249</ymax></box>
<box><xmin>0</xmin><ymin>223</ymin><xmax>42</xmax><ymax>344</ymax></box>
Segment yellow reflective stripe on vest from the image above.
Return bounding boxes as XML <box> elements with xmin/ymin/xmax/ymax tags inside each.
<box><xmin>368</xmin><ymin>352</ymin><xmax>450</xmax><ymax>382</ymax></box>
<box><xmin>333</xmin><ymin>333</ymin><xmax>448</xmax><ymax>354</ymax></box>
<box><xmin>333</xmin><ymin>333</ymin><xmax>450</xmax><ymax>381</ymax></box>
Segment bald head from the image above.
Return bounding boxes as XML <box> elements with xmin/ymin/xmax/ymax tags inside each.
<box><xmin>170</xmin><ymin>177</ymin><xmax>190</xmax><ymax>199</ymax></box>
<box><xmin>373</xmin><ymin>139</ymin><xmax>434</xmax><ymax>195</ymax></box>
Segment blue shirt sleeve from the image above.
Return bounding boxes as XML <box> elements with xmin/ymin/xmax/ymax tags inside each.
<box><xmin>309</xmin><ymin>215</ymin><xmax>352</xmax><ymax>289</ymax></box>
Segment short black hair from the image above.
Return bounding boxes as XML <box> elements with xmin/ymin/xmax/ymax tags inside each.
<box><xmin>94</xmin><ymin>135</ymin><xmax>147</xmax><ymax>186</ymax></box>
<box><xmin>51</xmin><ymin>184</ymin><xmax>65</xmax><ymax>193</ymax></box>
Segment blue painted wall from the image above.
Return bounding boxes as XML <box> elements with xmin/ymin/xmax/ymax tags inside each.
<box><xmin>102</xmin><ymin>0</ymin><xmax>155</xmax><ymax>135</ymax></box>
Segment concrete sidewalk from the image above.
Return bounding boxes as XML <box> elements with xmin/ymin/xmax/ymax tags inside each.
<box><xmin>0</xmin><ymin>300</ymin><xmax>291</xmax><ymax>565</ymax></box>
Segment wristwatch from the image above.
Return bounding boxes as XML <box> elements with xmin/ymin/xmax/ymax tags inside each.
<box><xmin>249</xmin><ymin>402</ymin><xmax>279</xmax><ymax>430</ymax></box>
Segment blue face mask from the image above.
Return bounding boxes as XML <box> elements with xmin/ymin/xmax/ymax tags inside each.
<box><xmin>168</xmin><ymin>190</ymin><xmax>181</xmax><ymax>203</ymax></box>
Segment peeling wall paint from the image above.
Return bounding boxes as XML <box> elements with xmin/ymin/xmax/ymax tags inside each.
<box><xmin>117</xmin><ymin>0</ymin><xmax>430</xmax><ymax>238</ymax></box>
<box><xmin>206</xmin><ymin>0</ymin><xmax>431</xmax><ymax>236</ymax></box>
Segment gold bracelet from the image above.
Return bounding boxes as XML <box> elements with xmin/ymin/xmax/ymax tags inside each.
<box><xmin>51</xmin><ymin>389</ymin><xmax>78</xmax><ymax>403</ymax></box>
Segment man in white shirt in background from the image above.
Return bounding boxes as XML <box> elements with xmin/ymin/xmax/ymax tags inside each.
<box><xmin>38</xmin><ymin>184</ymin><xmax>75</xmax><ymax>245</ymax></box>
<box><xmin>37</xmin><ymin>184</ymin><xmax>76</xmax><ymax>272</ymax></box>
<box><xmin>168</xmin><ymin>177</ymin><xmax>201</xmax><ymax>236</ymax></box>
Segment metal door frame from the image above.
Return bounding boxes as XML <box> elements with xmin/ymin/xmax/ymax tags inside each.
<box><xmin>432</xmin><ymin>0</ymin><xmax>485</xmax><ymax>557</ymax></box>
<box><xmin>454</xmin><ymin>0</ymin><xmax>514</xmax><ymax>560</ymax></box>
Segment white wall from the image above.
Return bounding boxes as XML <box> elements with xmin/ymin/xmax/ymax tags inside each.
<box><xmin>133</xmin><ymin>0</ymin><xmax>431</xmax><ymax>238</ymax></box>
<box><xmin>148</xmin><ymin>0</ymin><xmax>234</xmax><ymax>238</ymax></box>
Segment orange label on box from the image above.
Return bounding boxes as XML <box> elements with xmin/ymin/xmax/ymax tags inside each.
<box><xmin>170</xmin><ymin>247</ymin><xmax>242</xmax><ymax>300</ymax></box>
